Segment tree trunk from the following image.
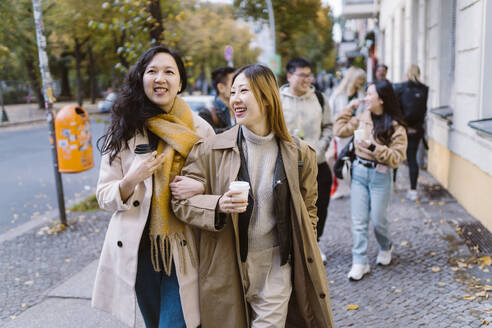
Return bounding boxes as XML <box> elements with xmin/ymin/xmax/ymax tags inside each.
<box><xmin>59</xmin><ymin>56</ymin><xmax>71</xmax><ymax>98</ymax></box>
<box><xmin>74</xmin><ymin>38</ymin><xmax>83</xmax><ymax>106</ymax></box>
<box><xmin>148</xmin><ymin>0</ymin><xmax>164</xmax><ymax>44</ymax></box>
<box><xmin>24</xmin><ymin>56</ymin><xmax>45</xmax><ymax>109</ymax></box>
<box><xmin>87</xmin><ymin>43</ymin><xmax>97</xmax><ymax>104</ymax></box>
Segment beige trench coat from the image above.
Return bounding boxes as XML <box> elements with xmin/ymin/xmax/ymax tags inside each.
<box><xmin>172</xmin><ymin>126</ymin><xmax>334</xmax><ymax>328</ymax></box>
<box><xmin>92</xmin><ymin>112</ymin><xmax>214</xmax><ymax>327</ymax></box>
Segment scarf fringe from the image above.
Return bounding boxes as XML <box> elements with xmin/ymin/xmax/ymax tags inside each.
<box><xmin>150</xmin><ymin>233</ymin><xmax>197</xmax><ymax>276</ymax></box>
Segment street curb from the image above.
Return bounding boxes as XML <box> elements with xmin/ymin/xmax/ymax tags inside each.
<box><xmin>0</xmin><ymin>112</ymin><xmax>108</xmax><ymax>129</ymax></box>
<box><xmin>0</xmin><ymin>193</ymin><xmax>100</xmax><ymax>245</ymax></box>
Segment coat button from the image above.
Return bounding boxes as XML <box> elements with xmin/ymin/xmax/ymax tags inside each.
<box><xmin>319</xmin><ymin>293</ymin><xmax>326</xmax><ymax>299</ymax></box>
<box><xmin>307</xmin><ymin>257</ymin><xmax>313</xmax><ymax>263</ymax></box>
<box><xmin>133</xmin><ymin>200</ymin><xmax>140</xmax><ymax>207</ymax></box>
<box><xmin>117</xmin><ymin>241</ymin><xmax>123</xmax><ymax>248</ymax></box>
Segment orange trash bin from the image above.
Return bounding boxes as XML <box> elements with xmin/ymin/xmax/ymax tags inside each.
<box><xmin>55</xmin><ymin>105</ymin><xmax>94</xmax><ymax>173</ymax></box>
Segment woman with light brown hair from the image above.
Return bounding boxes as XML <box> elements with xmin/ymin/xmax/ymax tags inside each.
<box><xmin>171</xmin><ymin>64</ymin><xmax>334</xmax><ymax>327</ymax></box>
<box><xmin>327</xmin><ymin>66</ymin><xmax>366</xmax><ymax>198</ymax></box>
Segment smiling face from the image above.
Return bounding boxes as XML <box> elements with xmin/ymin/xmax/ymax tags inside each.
<box><xmin>287</xmin><ymin>66</ymin><xmax>312</xmax><ymax>96</ymax></box>
<box><xmin>230</xmin><ymin>73</ymin><xmax>269</xmax><ymax>135</ymax></box>
<box><xmin>143</xmin><ymin>52</ymin><xmax>182</xmax><ymax>112</ymax></box>
<box><xmin>364</xmin><ymin>84</ymin><xmax>383</xmax><ymax>114</ymax></box>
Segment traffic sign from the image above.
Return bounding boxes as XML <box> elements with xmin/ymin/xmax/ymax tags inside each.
<box><xmin>224</xmin><ymin>45</ymin><xmax>233</xmax><ymax>62</ymax></box>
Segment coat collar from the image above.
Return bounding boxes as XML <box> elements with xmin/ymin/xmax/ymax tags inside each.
<box><xmin>211</xmin><ymin>125</ymin><xmax>240</xmax><ymax>150</ymax></box>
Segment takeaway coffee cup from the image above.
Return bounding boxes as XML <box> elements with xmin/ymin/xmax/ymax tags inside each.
<box><xmin>229</xmin><ymin>181</ymin><xmax>250</xmax><ymax>200</ymax></box>
<box><xmin>135</xmin><ymin>144</ymin><xmax>154</xmax><ymax>155</ymax></box>
<box><xmin>354</xmin><ymin>129</ymin><xmax>367</xmax><ymax>142</ymax></box>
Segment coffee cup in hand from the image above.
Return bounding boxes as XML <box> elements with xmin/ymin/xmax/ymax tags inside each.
<box><xmin>354</xmin><ymin>129</ymin><xmax>366</xmax><ymax>143</ymax></box>
<box><xmin>229</xmin><ymin>181</ymin><xmax>250</xmax><ymax>200</ymax></box>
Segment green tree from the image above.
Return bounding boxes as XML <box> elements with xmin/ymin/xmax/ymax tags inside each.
<box><xmin>170</xmin><ymin>0</ymin><xmax>260</xmax><ymax>88</ymax></box>
<box><xmin>233</xmin><ymin>0</ymin><xmax>335</xmax><ymax>74</ymax></box>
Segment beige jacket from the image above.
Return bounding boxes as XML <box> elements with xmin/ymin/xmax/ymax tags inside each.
<box><xmin>334</xmin><ymin>106</ymin><xmax>407</xmax><ymax>168</ymax></box>
<box><xmin>172</xmin><ymin>125</ymin><xmax>334</xmax><ymax>328</ymax></box>
<box><xmin>92</xmin><ymin>112</ymin><xmax>214</xmax><ymax>327</ymax></box>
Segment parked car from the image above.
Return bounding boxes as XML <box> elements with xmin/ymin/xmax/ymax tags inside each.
<box><xmin>180</xmin><ymin>95</ymin><xmax>214</xmax><ymax>112</ymax></box>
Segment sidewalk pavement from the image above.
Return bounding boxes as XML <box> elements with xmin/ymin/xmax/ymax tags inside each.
<box><xmin>1</xmin><ymin>166</ymin><xmax>491</xmax><ymax>327</ymax></box>
<box><xmin>0</xmin><ymin>101</ymin><xmax>100</xmax><ymax>128</ymax></box>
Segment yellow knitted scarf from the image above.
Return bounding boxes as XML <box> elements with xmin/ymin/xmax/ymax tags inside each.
<box><xmin>146</xmin><ymin>97</ymin><xmax>200</xmax><ymax>275</ymax></box>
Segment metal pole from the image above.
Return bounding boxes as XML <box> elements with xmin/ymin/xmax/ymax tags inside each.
<box><xmin>32</xmin><ymin>0</ymin><xmax>67</xmax><ymax>225</ymax></box>
<box><xmin>266</xmin><ymin>0</ymin><xmax>276</xmax><ymax>55</ymax></box>
<box><xmin>0</xmin><ymin>83</ymin><xmax>8</xmax><ymax>122</ymax></box>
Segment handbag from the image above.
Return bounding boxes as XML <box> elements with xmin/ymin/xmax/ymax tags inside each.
<box><xmin>334</xmin><ymin>136</ymin><xmax>355</xmax><ymax>180</ymax></box>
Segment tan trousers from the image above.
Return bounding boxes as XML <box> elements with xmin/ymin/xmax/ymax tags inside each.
<box><xmin>242</xmin><ymin>246</ymin><xmax>292</xmax><ymax>328</ymax></box>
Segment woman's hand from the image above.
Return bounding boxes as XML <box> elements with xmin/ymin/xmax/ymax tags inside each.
<box><xmin>119</xmin><ymin>151</ymin><xmax>166</xmax><ymax>202</ymax></box>
<box><xmin>348</xmin><ymin>98</ymin><xmax>362</xmax><ymax>110</ymax></box>
<box><xmin>170</xmin><ymin>176</ymin><xmax>205</xmax><ymax>200</ymax></box>
<box><xmin>217</xmin><ymin>190</ymin><xmax>248</xmax><ymax>213</ymax></box>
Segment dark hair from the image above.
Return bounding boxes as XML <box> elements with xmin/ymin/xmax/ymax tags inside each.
<box><xmin>97</xmin><ymin>46</ymin><xmax>187</xmax><ymax>164</ymax></box>
<box><xmin>370</xmin><ymin>79</ymin><xmax>406</xmax><ymax>145</ymax></box>
<box><xmin>211</xmin><ymin>66</ymin><xmax>236</xmax><ymax>93</ymax></box>
<box><xmin>286</xmin><ymin>57</ymin><xmax>312</xmax><ymax>74</ymax></box>
<box><xmin>376</xmin><ymin>64</ymin><xmax>388</xmax><ymax>71</ymax></box>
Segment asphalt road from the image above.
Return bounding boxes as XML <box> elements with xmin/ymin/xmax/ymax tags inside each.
<box><xmin>0</xmin><ymin>117</ymin><xmax>109</xmax><ymax>232</ymax></box>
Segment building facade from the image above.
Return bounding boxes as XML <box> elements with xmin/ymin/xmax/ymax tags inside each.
<box><xmin>378</xmin><ymin>0</ymin><xmax>492</xmax><ymax>230</ymax></box>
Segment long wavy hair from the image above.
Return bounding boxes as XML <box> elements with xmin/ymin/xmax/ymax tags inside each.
<box><xmin>370</xmin><ymin>79</ymin><xmax>407</xmax><ymax>145</ymax></box>
<box><xmin>232</xmin><ymin>64</ymin><xmax>293</xmax><ymax>143</ymax></box>
<box><xmin>332</xmin><ymin>66</ymin><xmax>366</xmax><ymax>98</ymax></box>
<box><xmin>97</xmin><ymin>46</ymin><xmax>187</xmax><ymax>164</ymax></box>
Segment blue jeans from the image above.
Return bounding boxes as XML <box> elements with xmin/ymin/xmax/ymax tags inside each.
<box><xmin>135</xmin><ymin>239</ymin><xmax>186</xmax><ymax>328</ymax></box>
<box><xmin>350</xmin><ymin>161</ymin><xmax>393</xmax><ymax>265</ymax></box>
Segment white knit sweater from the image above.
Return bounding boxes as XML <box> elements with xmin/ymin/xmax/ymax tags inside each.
<box><xmin>242</xmin><ymin>127</ymin><xmax>279</xmax><ymax>251</ymax></box>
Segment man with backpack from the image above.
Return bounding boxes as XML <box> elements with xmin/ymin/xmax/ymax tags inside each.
<box><xmin>280</xmin><ymin>57</ymin><xmax>333</xmax><ymax>263</ymax></box>
<box><xmin>394</xmin><ymin>65</ymin><xmax>429</xmax><ymax>201</ymax></box>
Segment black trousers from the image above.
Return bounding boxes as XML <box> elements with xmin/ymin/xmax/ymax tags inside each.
<box><xmin>316</xmin><ymin>162</ymin><xmax>332</xmax><ymax>240</ymax></box>
<box><xmin>406</xmin><ymin>134</ymin><xmax>421</xmax><ymax>190</ymax></box>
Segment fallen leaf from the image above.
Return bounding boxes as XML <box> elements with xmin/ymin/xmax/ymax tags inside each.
<box><xmin>394</xmin><ymin>289</ymin><xmax>402</xmax><ymax>293</ymax></box>
<box><xmin>483</xmin><ymin>268</ymin><xmax>490</xmax><ymax>273</ymax></box>
<box><xmin>438</xmin><ymin>201</ymin><xmax>445</xmax><ymax>206</ymax></box>
<box><xmin>480</xmin><ymin>256</ymin><xmax>492</xmax><ymax>266</ymax></box>
<box><xmin>483</xmin><ymin>285</ymin><xmax>492</xmax><ymax>292</ymax></box>
<box><xmin>430</xmin><ymin>201</ymin><xmax>435</xmax><ymax>205</ymax></box>
<box><xmin>14</xmin><ymin>277</ymin><xmax>20</xmax><ymax>281</ymax></box>
<box><xmin>347</xmin><ymin>304</ymin><xmax>359</xmax><ymax>310</ymax></box>
<box><xmin>482</xmin><ymin>319</ymin><xmax>489</xmax><ymax>326</ymax></box>
<box><xmin>438</xmin><ymin>282</ymin><xmax>446</xmax><ymax>287</ymax></box>
<box><xmin>457</xmin><ymin>262</ymin><xmax>468</xmax><ymax>268</ymax></box>
<box><xmin>329</xmin><ymin>280</ymin><xmax>334</xmax><ymax>284</ymax></box>
<box><xmin>24</xmin><ymin>280</ymin><xmax>33</xmax><ymax>286</ymax></box>
<box><xmin>65</xmin><ymin>258</ymin><xmax>71</xmax><ymax>263</ymax></box>
<box><xmin>430</xmin><ymin>252</ymin><xmax>436</xmax><ymax>256</ymax></box>
<box><xmin>393</xmin><ymin>218</ymin><xmax>400</xmax><ymax>222</ymax></box>
<box><xmin>431</xmin><ymin>266</ymin><xmax>441</xmax><ymax>273</ymax></box>
<box><xmin>10</xmin><ymin>316</ymin><xmax>16</xmax><ymax>320</ymax></box>
<box><xmin>21</xmin><ymin>303</ymin><xmax>27</xmax><ymax>308</ymax></box>
<box><xmin>400</xmin><ymin>241</ymin><xmax>409</xmax><ymax>246</ymax></box>
<box><xmin>463</xmin><ymin>295</ymin><xmax>476</xmax><ymax>301</ymax></box>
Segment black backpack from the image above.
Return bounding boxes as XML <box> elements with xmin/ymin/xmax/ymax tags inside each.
<box><xmin>394</xmin><ymin>81</ymin><xmax>428</xmax><ymax>128</ymax></box>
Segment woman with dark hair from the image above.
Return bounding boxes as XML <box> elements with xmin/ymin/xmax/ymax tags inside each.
<box><xmin>92</xmin><ymin>45</ymin><xmax>214</xmax><ymax>328</ymax></box>
<box><xmin>334</xmin><ymin>79</ymin><xmax>407</xmax><ymax>281</ymax></box>
<box><xmin>171</xmin><ymin>64</ymin><xmax>334</xmax><ymax>327</ymax></box>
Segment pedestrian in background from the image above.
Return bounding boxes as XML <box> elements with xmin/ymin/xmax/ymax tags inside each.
<box><xmin>375</xmin><ymin>63</ymin><xmax>389</xmax><ymax>82</ymax></box>
<box><xmin>394</xmin><ymin>65</ymin><xmax>429</xmax><ymax>201</ymax></box>
<box><xmin>199</xmin><ymin>66</ymin><xmax>236</xmax><ymax>133</ymax></box>
<box><xmin>327</xmin><ymin>66</ymin><xmax>366</xmax><ymax>199</ymax></box>
<box><xmin>279</xmin><ymin>57</ymin><xmax>333</xmax><ymax>263</ymax></box>
<box><xmin>92</xmin><ymin>46</ymin><xmax>214</xmax><ymax>328</ymax></box>
<box><xmin>172</xmin><ymin>64</ymin><xmax>334</xmax><ymax>327</ymax></box>
<box><xmin>334</xmin><ymin>79</ymin><xmax>407</xmax><ymax>281</ymax></box>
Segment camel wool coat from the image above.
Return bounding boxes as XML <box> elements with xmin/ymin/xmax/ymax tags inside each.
<box><xmin>172</xmin><ymin>125</ymin><xmax>334</xmax><ymax>328</ymax></box>
<box><xmin>92</xmin><ymin>112</ymin><xmax>214</xmax><ymax>327</ymax></box>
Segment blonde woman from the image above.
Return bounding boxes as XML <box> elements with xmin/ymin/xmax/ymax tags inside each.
<box><xmin>327</xmin><ymin>66</ymin><xmax>366</xmax><ymax>198</ymax></box>
<box><xmin>394</xmin><ymin>65</ymin><xmax>429</xmax><ymax>201</ymax></box>
<box><xmin>172</xmin><ymin>65</ymin><xmax>334</xmax><ymax>327</ymax></box>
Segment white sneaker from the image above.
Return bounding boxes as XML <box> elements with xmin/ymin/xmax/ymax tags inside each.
<box><xmin>406</xmin><ymin>189</ymin><xmax>418</xmax><ymax>201</ymax></box>
<box><xmin>376</xmin><ymin>247</ymin><xmax>393</xmax><ymax>266</ymax></box>
<box><xmin>347</xmin><ymin>263</ymin><xmax>370</xmax><ymax>281</ymax></box>
<box><xmin>321</xmin><ymin>252</ymin><xmax>327</xmax><ymax>266</ymax></box>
